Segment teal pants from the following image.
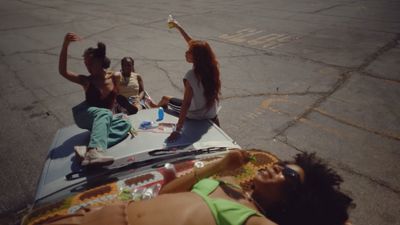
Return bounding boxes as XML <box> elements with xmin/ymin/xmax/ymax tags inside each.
<box><xmin>72</xmin><ymin>102</ymin><xmax>131</xmax><ymax>150</ymax></box>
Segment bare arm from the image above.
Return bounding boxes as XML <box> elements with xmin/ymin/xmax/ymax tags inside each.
<box><xmin>166</xmin><ymin>79</ymin><xmax>192</xmax><ymax>142</ymax></box>
<box><xmin>246</xmin><ymin>216</ymin><xmax>278</xmax><ymax>225</ymax></box>
<box><xmin>171</xmin><ymin>20</ymin><xmax>193</xmax><ymax>44</ymax></box>
<box><xmin>159</xmin><ymin>150</ymin><xmax>250</xmax><ymax>194</ymax></box>
<box><xmin>58</xmin><ymin>32</ymin><xmax>85</xmax><ymax>85</ymax></box>
<box><xmin>159</xmin><ymin>157</ymin><xmax>223</xmax><ymax>194</ymax></box>
<box><xmin>137</xmin><ymin>75</ymin><xmax>145</xmax><ymax>100</ymax></box>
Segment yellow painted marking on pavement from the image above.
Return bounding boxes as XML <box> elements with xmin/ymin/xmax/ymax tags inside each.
<box><xmin>262</xmin><ymin>34</ymin><xmax>294</xmax><ymax>49</ymax></box>
<box><xmin>318</xmin><ymin>67</ymin><xmax>339</xmax><ymax>76</ymax></box>
<box><xmin>260</xmin><ymin>96</ymin><xmax>289</xmax><ymax>109</ymax></box>
<box><xmin>247</xmin><ymin>33</ymin><xmax>283</xmax><ymax>45</ymax></box>
<box><xmin>219</xmin><ymin>28</ymin><xmax>263</xmax><ymax>43</ymax></box>
<box><xmin>276</xmin><ymin>35</ymin><xmax>293</xmax><ymax>42</ymax></box>
<box><xmin>261</xmin><ymin>96</ymin><xmax>309</xmax><ymax>116</ymax></box>
<box><xmin>219</xmin><ymin>28</ymin><xmax>299</xmax><ymax>50</ymax></box>
<box><xmin>299</xmin><ymin>118</ymin><xmax>347</xmax><ymax>139</ymax></box>
<box><xmin>260</xmin><ymin>96</ymin><xmax>293</xmax><ymax>116</ymax></box>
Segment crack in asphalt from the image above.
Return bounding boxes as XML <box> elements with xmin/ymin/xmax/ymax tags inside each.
<box><xmin>272</xmin><ymin>33</ymin><xmax>400</xmax><ymax>138</ymax></box>
<box><xmin>18</xmin><ymin>0</ymin><xmax>58</xmax><ymax>10</ymax></box>
<box><xmin>358</xmin><ymin>33</ymin><xmax>400</xmax><ymax>70</ymax></box>
<box><xmin>154</xmin><ymin>62</ymin><xmax>183</xmax><ymax>93</ymax></box>
<box><xmin>221</xmin><ymin>90</ymin><xmax>327</xmax><ymax>100</ymax></box>
<box><xmin>0</xmin><ymin>19</ymin><xmax>95</xmax><ymax>32</ymax></box>
<box><xmin>275</xmin><ymin>136</ymin><xmax>400</xmax><ymax>194</ymax></box>
<box><xmin>337</xmin><ymin>161</ymin><xmax>400</xmax><ymax>194</ymax></box>
<box><xmin>272</xmin><ymin>71</ymin><xmax>352</xmax><ymax>137</ymax></box>
<box><xmin>310</xmin><ymin>3</ymin><xmax>349</xmax><ymax>14</ymax></box>
<box><xmin>210</xmin><ymin>36</ymin><xmax>355</xmax><ymax>71</ymax></box>
<box><xmin>275</xmin><ymin>135</ymin><xmax>305</xmax><ymax>153</ymax></box>
<box><xmin>262</xmin><ymin>33</ymin><xmax>400</xmax><ymax>193</ymax></box>
<box><xmin>2</xmin><ymin>2</ymin><xmax>399</xmax><ymax>219</ymax></box>
<box><xmin>314</xmin><ymin>109</ymin><xmax>400</xmax><ymax>141</ymax></box>
<box><xmin>0</xmin><ymin>59</ymin><xmax>65</xmax><ymax>126</ymax></box>
<box><xmin>360</xmin><ymin>71</ymin><xmax>400</xmax><ymax>84</ymax></box>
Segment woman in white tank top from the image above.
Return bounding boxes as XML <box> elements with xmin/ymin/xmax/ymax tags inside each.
<box><xmin>147</xmin><ymin>19</ymin><xmax>221</xmax><ymax>142</ymax></box>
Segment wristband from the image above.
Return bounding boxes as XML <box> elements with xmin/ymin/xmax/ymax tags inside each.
<box><xmin>173</xmin><ymin>126</ymin><xmax>182</xmax><ymax>134</ymax></box>
<box><xmin>193</xmin><ymin>161</ymin><xmax>205</xmax><ymax>181</ymax></box>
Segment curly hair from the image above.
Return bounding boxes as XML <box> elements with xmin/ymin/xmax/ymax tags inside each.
<box><xmin>189</xmin><ymin>40</ymin><xmax>221</xmax><ymax>110</ymax></box>
<box><xmin>84</xmin><ymin>42</ymin><xmax>111</xmax><ymax>69</ymax></box>
<box><xmin>266</xmin><ymin>152</ymin><xmax>355</xmax><ymax>225</ymax></box>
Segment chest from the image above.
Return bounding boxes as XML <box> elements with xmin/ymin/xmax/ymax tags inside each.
<box><xmin>91</xmin><ymin>78</ymin><xmax>114</xmax><ymax>90</ymax></box>
<box><xmin>121</xmin><ymin>75</ymin><xmax>139</xmax><ymax>88</ymax></box>
<box><xmin>209</xmin><ymin>187</ymin><xmax>257</xmax><ymax>210</ymax></box>
<box><xmin>88</xmin><ymin>77</ymin><xmax>115</xmax><ymax>96</ymax></box>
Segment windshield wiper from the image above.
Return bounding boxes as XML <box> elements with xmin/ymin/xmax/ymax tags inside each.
<box><xmin>65</xmin><ymin>147</ymin><xmax>228</xmax><ymax>181</ymax></box>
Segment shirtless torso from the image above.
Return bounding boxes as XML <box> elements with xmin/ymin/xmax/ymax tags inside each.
<box><xmin>80</xmin><ymin>72</ymin><xmax>117</xmax><ymax>109</ymax></box>
<box><xmin>45</xmin><ymin>179</ymin><xmax>275</xmax><ymax>225</ymax></box>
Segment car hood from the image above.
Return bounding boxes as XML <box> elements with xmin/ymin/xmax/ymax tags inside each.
<box><xmin>35</xmin><ymin>109</ymin><xmax>240</xmax><ymax>204</ymax></box>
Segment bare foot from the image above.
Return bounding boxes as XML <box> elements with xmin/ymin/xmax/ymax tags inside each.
<box><xmin>145</xmin><ymin>96</ymin><xmax>158</xmax><ymax>108</ymax></box>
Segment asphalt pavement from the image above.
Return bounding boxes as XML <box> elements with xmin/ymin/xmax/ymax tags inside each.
<box><xmin>0</xmin><ymin>0</ymin><xmax>399</xmax><ymax>224</ymax></box>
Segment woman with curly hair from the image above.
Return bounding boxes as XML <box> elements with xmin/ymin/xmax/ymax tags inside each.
<box><xmin>40</xmin><ymin>150</ymin><xmax>354</xmax><ymax>225</ymax></box>
<box><xmin>147</xmin><ymin>19</ymin><xmax>221</xmax><ymax>142</ymax></box>
<box><xmin>259</xmin><ymin>152</ymin><xmax>355</xmax><ymax>225</ymax></box>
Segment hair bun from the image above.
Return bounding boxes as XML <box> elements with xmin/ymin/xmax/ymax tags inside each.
<box><xmin>97</xmin><ymin>42</ymin><xmax>106</xmax><ymax>57</ymax></box>
<box><xmin>102</xmin><ymin>57</ymin><xmax>111</xmax><ymax>69</ymax></box>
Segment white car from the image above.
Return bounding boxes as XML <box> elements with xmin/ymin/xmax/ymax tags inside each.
<box><xmin>21</xmin><ymin>107</ymin><xmax>248</xmax><ymax>225</ymax></box>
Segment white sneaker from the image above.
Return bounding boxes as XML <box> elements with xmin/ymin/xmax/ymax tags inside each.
<box><xmin>81</xmin><ymin>149</ymin><xmax>114</xmax><ymax>167</ymax></box>
<box><xmin>74</xmin><ymin>146</ymin><xmax>87</xmax><ymax>161</ymax></box>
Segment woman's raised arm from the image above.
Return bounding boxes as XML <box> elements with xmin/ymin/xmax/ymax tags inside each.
<box><xmin>58</xmin><ymin>32</ymin><xmax>85</xmax><ymax>85</ymax></box>
<box><xmin>137</xmin><ymin>75</ymin><xmax>145</xmax><ymax>100</ymax></box>
<box><xmin>171</xmin><ymin>20</ymin><xmax>193</xmax><ymax>44</ymax></box>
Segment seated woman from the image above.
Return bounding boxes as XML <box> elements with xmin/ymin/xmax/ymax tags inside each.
<box><xmin>114</xmin><ymin>57</ymin><xmax>146</xmax><ymax>115</ymax></box>
<box><xmin>59</xmin><ymin>32</ymin><xmax>131</xmax><ymax>166</ymax></box>
<box><xmin>147</xmin><ymin>19</ymin><xmax>221</xmax><ymax>142</ymax></box>
<box><xmin>43</xmin><ymin>150</ymin><xmax>354</xmax><ymax>225</ymax></box>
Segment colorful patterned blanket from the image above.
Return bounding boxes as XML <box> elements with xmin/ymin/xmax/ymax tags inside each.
<box><xmin>23</xmin><ymin>149</ymin><xmax>279</xmax><ymax>225</ymax></box>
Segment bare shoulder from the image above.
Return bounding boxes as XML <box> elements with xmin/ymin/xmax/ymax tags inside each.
<box><xmin>113</xmin><ymin>71</ymin><xmax>122</xmax><ymax>77</ymax></box>
<box><xmin>112</xmin><ymin>71</ymin><xmax>123</xmax><ymax>82</ymax></box>
<box><xmin>246</xmin><ymin>216</ymin><xmax>278</xmax><ymax>225</ymax></box>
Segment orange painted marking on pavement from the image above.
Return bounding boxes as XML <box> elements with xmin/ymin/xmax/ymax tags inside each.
<box><xmin>299</xmin><ymin>117</ymin><xmax>347</xmax><ymax>139</ymax></box>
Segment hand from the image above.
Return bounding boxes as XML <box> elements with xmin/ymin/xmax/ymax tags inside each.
<box><xmin>170</xmin><ymin>19</ymin><xmax>180</xmax><ymax>29</ymax></box>
<box><xmin>220</xmin><ymin>150</ymin><xmax>251</xmax><ymax>171</ymax></box>
<box><xmin>166</xmin><ymin>131</ymin><xmax>181</xmax><ymax>142</ymax></box>
<box><xmin>63</xmin><ymin>32</ymin><xmax>81</xmax><ymax>45</ymax></box>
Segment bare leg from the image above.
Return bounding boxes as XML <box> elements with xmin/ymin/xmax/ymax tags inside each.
<box><xmin>147</xmin><ymin>96</ymin><xmax>172</xmax><ymax>108</ymax></box>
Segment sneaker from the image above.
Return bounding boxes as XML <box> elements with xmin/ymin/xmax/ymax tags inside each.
<box><xmin>74</xmin><ymin>146</ymin><xmax>87</xmax><ymax>161</ymax></box>
<box><xmin>81</xmin><ymin>149</ymin><xmax>114</xmax><ymax>167</ymax></box>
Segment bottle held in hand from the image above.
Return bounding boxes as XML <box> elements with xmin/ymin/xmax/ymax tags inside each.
<box><xmin>161</xmin><ymin>163</ymin><xmax>177</xmax><ymax>184</ymax></box>
<box><xmin>167</xmin><ymin>14</ymin><xmax>175</xmax><ymax>28</ymax></box>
